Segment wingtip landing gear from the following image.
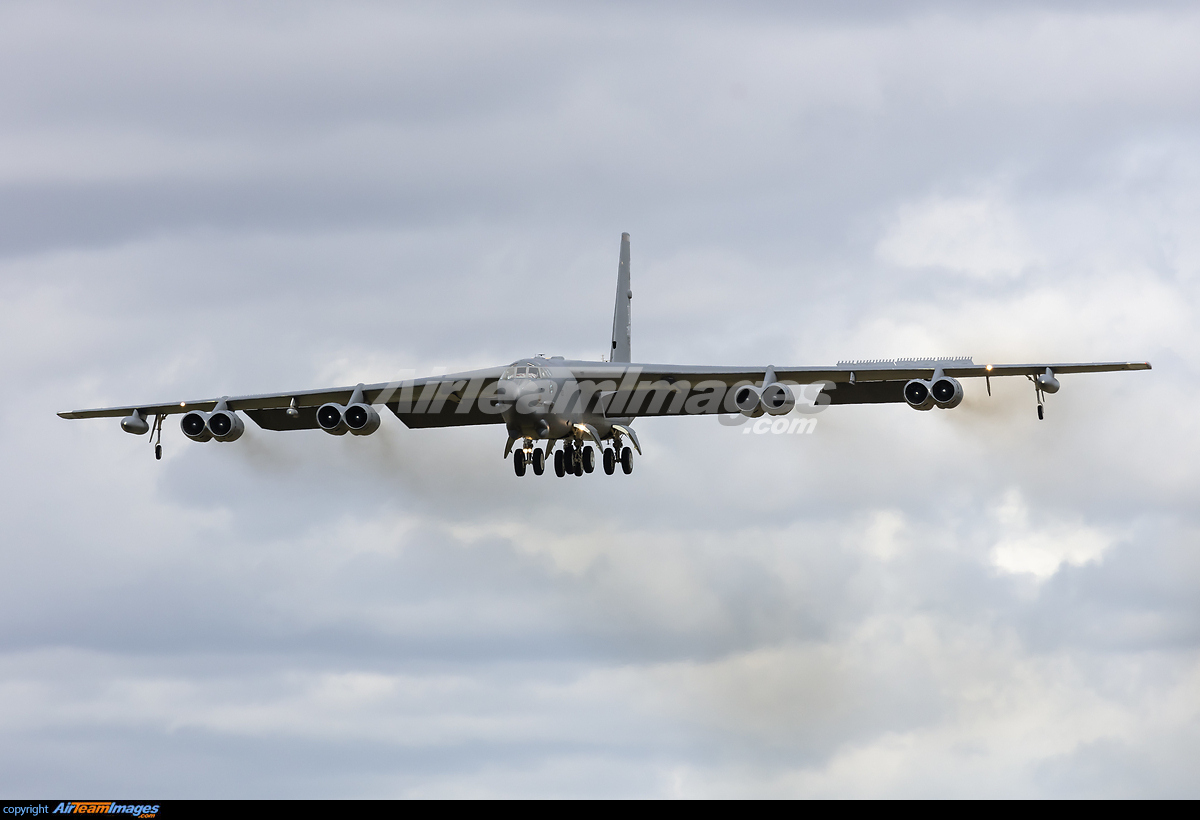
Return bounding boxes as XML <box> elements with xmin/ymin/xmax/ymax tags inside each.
<box><xmin>150</xmin><ymin>414</ymin><xmax>165</xmax><ymax>460</ymax></box>
<box><xmin>1027</xmin><ymin>375</ymin><xmax>1047</xmax><ymax>421</ymax></box>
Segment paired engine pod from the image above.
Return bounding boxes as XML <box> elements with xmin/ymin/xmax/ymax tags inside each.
<box><xmin>930</xmin><ymin>377</ymin><xmax>964</xmax><ymax>409</ymax></box>
<box><xmin>207</xmin><ymin>409</ymin><xmax>245</xmax><ymax>442</ymax></box>
<box><xmin>344</xmin><ymin>403</ymin><xmax>380</xmax><ymax>436</ymax></box>
<box><xmin>733</xmin><ymin>385</ymin><xmax>764</xmax><ymax>417</ymax></box>
<box><xmin>903</xmin><ymin>379</ymin><xmax>936</xmax><ymax>411</ymax></box>
<box><xmin>180</xmin><ymin>411</ymin><xmax>213</xmax><ymax>442</ymax></box>
<box><xmin>317</xmin><ymin>403</ymin><xmax>349</xmax><ymax>435</ymax></box>
<box><xmin>760</xmin><ymin>383</ymin><xmax>796</xmax><ymax>416</ymax></box>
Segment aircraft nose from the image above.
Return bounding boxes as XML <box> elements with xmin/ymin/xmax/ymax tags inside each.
<box><xmin>494</xmin><ymin>380</ymin><xmax>522</xmax><ymax>401</ymax></box>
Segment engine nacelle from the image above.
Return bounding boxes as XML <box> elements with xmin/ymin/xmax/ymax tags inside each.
<box><xmin>903</xmin><ymin>379</ymin><xmax>936</xmax><ymax>411</ymax></box>
<box><xmin>181</xmin><ymin>411</ymin><xmax>213</xmax><ymax>442</ymax></box>
<box><xmin>344</xmin><ymin>403</ymin><xmax>380</xmax><ymax>436</ymax></box>
<box><xmin>1036</xmin><ymin>369</ymin><xmax>1060</xmax><ymax>394</ymax></box>
<box><xmin>930</xmin><ymin>376</ymin><xmax>964</xmax><ymax>409</ymax></box>
<box><xmin>121</xmin><ymin>412</ymin><xmax>149</xmax><ymax>435</ymax></box>
<box><xmin>733</xmin><ymin>385</ymin><xmax>764</xmax><ymax>417</ymax></box>
<box><xmin>208</xmin><ymin>409</ymin><xmax>245</xmax><ymax>442</ymax></box>
<box><xmin>317</xmin><ymin>403</ymin><xmax>349</xmax><ymax>435</ymax></box>
<box><xmin>760</xmin><ymin>383</ymin><xmax>796</xmax><ymax>416</ymax></box>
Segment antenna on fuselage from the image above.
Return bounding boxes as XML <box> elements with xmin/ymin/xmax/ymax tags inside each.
<box><xmin>610</xmin><ymin>232</ymin><xmax>632</xmax><ymax>363</ymax></box>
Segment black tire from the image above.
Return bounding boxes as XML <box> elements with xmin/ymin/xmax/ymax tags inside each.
<box><xmin>554</xmin><ymin>450</ymin><xmax>565</xmax><ymax>477</ymax></box>
<box><xmin>620</xmin><ymin>446</ymin><xmax>633</xmax><ymax>474</ymax></box>
<box><xmin>582</xmin><ymin>447</ymin><xmax>595</xmax><ymax>473</ymax></box>
<box><xmin>603</xmin><ymin>447</ymin><xmax>615</xmax><ymax>475</ymax></box>
<box><xmin>1038</xmin><ymin>404</ymin><xmax>1044</xmax><ymax>420</ymax></box>
<box><xmin>514</xmin><ymin>450</ymin><xmax>527</xmax><ymax>477</ymax></box>
<box><xmin>155</xmin><ymin>444</ymin><xmax>162</xmax><ymax>461</ymax></box>
<box><xmin>532</xmin><ymin>448</ymin><xmax>545</xmax><ymax>475</ymax></box>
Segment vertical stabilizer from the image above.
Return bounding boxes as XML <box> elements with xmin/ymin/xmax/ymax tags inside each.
<box><xmin>610</xmin><ymin>232</ymin><xmax>631</xmax><ymax>363</ymax></box>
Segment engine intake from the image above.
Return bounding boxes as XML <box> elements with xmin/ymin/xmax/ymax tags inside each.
<box><xmin>344</xmin><ymin>403</ymin><xmax>380</xmax><ymax>435</ymax></box>
<box><xmin>930</xmin><ymin>376</ymin><xmax>963</xmax><ymax>409</ymax></box>
<box><xmin>760</xmin><ymin>383</ymin><xmax>796</xmax><ymax>416</ymax></box>
<box><xmin>733</xmin><ymin>385</ymin><xmax>764</xmax><ymax>417</ymax></box>
<box><xmin>903</xmin><ymin>379</ymin><xmax>936</xmax><ymax>411</ymax></box>
<box><xmin>317</xmin><ymin>403</ymin><xmax>349</xmax><ymax>435</ymax></box>
<box><xmin>181</xmin><ymin>411</ymin><xmax>213</xmax><ymax>442</ymax></box>
<box><xmin>208</xmin><ymin>409</ymin><xmax>245</xmax><ymax>442</ymax></box>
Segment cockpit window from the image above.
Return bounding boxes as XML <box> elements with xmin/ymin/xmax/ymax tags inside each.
<box><xmin>502</xmin><ymin>364</ymin><xmax>544</xmax><ymax>379</ymax></box>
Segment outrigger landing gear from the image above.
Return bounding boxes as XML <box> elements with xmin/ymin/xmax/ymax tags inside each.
<box><xmin>1028</xmin><ymin>375</ymin><xmax>1046</xmax><ymax>420</ymax></box>
<box><xmin>150</xmin><ymin>414</ymin><xmax>165</xmax><ymax>460</ymax></box>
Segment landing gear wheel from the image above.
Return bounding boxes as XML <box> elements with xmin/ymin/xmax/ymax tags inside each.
<box><xmin>603</xmin><ymin>447</ymin><xmax>615</xmax><ymax>475</ymax></box>
<box><xmin>574</xmin><ymin>448</ymin><xmax>584</xmax><ymax>476</ymax></box>
<box><xmin>513</xmin><ymin>450</ymin><xmax>527</xmax><ymax>477</ymax></box>
<box><xmin>1037</xmin><ymin>405</ymin><xmax>1044</xmax><ymax>420</ymax></box>
<box><xmin>582</xmin><ymin>447</ymin><xmax>595</xmax><ymax>473</ymax></box>
<box><xmin>532</xmin><ymin>448</ymin><xmax>545</xmax><ymax>475</ymax></box>
<box><xmin>620</xmin><ymin>446</ymin><xmax>634</xmax><ymax>475</ymax></box>
<box><xmin>554</xmin><ymin>450</ymin><xmax>565</xmax><ymax>477</ymax></box>
<box><xmin>155</xmin><ymin>444</ymin><xmax>162</xmax><ymax>461</ymax></box>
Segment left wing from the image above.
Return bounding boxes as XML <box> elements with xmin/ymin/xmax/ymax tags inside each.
<box><xmin>57</xmin><ymin>366</ymin><xmax>509</xmax><ymax>430</ymax></box>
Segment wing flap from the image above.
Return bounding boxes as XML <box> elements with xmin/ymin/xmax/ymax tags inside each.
<box><xmin>244</xmin><ymin>407</ymin><xmax>321</xmax><ymax>431</ymax></box>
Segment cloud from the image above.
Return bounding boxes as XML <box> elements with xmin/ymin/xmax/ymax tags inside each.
<box><xmin>877</xmin><ymin>192</ymin><xmax>1039</xmax><ymax>278</ymax></box>
<box><xmin>988</xmin><ymin>489</ymin><xmax>1114</xmax><ymax>579</ymax></box>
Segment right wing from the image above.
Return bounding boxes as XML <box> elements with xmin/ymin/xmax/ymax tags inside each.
<box><xmin>551</xmin><ymin>358</ymin><xmax>1151</xmax><ymax>416</ymax></box>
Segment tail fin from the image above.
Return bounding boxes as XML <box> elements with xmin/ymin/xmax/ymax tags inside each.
<box><xmin>610</xmin><ymin>232</ymin><xmax>631</xmax><ymax>363</ymax></box>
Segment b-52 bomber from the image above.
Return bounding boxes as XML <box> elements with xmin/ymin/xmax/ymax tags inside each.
<box><xmin>60</xmin><ymin>233</ymin><xmax>1151</xmax><ymax>477</ymax></box>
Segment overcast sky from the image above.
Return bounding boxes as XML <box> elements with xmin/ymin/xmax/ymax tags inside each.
<box><xmin>1</xmin><ymin>0</ymin><xmax>1198</xmax><ymax>797</ymax></box>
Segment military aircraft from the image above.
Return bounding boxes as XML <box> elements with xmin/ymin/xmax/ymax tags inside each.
<box><xmin>60</xmin><ymin>233</ymin><xmax>1151</xmax><ymax>477</ymax></box>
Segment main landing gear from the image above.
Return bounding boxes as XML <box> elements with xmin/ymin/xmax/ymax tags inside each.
<box><xmin>520</xmin><ymin>441</ymin><xmax>635</xmax><ymax>477</ymax></box>
<box><xmin>514</xmin><ymin>447</ymin><xmax>547</xmax><ymax>477</ymax></box>
<box><xmin>601</xmin><ymin>446</ymin><xmax>632</xmax><ymax>474</ymax></box>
